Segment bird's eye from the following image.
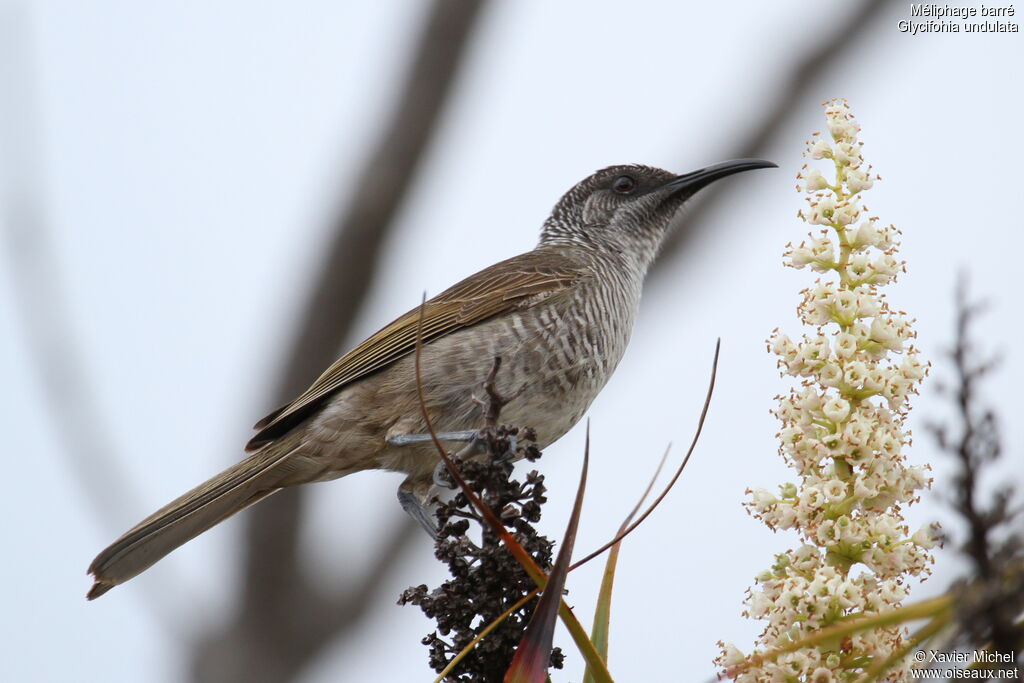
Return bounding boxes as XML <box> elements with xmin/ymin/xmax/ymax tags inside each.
<box><xmin>612</xmin><ymin>174</ymin><xmax>636</xmax><ymax>194</ymax></box>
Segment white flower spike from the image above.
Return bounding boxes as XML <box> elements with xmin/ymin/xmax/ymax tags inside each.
<box><xmin>717</xmin><ymin>99</ymin><xmax>936</xmax><ymax>682</ymax></box>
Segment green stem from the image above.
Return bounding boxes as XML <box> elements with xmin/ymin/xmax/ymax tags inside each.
<box><xmin>853</xmin><ymin>611</ymin><xmax>951</xmax><ymax>682</ymax></box>
<box><xmin>732</xmin><ymin>595</ymin><xmax>954</xmax><ymax>675</ymax></box>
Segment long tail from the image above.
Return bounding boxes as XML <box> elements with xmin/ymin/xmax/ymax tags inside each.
<box><xmin>87</xmin><ymin>446</ymin><xmax>301</xmax><ymax>600</ymax></box>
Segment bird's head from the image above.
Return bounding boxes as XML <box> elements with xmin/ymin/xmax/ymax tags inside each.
<box><xmin>541</xmin><ymin>160</ymin><xmax>776</xmax><ymax>268</ymax></box>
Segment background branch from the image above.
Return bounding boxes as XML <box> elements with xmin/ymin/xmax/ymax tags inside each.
<box><xmin>927</xmin><ymin>275</ymin><xmax>1022</xmax><ymax>674</ymax></box>
<box><xmin>0</xmin><ymin>4</ymin><xmax>139</xmax><ymax>542</ymax></box>
<box><xmin>191</xmin><ymin>1</ymin><xmax>487</xmax><ymax>681</ymax></box>
<box><xmin>0</xmin><ymin>4</ymin><xmax>185</xmax><ymax>621</ymax></box>
<box><xmin>652</xmin><ymin>0</ymin><xmax>892</xmax><ymax>280</ymax></box>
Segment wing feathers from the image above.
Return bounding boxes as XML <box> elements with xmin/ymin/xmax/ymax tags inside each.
<box><xmin>246</xmin><ymin>250</ymin><xmax>583</xmax><ymax>451</ymax></box>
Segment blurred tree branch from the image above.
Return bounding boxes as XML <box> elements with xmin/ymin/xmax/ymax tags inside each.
<box><xmin>0</xmin><ymin>5</ymin><xmax>141</xmax><ymax>536</ymax></box>
<box><xmin>927</xmin><ymin>277</ymin><xmax>1022</xmax><ymax>674</ymax></box>
<box><xmin>0</xmin><ymin>4</ymin><xmax>186</xmax><ymax>622</ymax></box>
<box><xmin>652</xmin><ymin>0</ymin><xmax>893</xmax><ymax>281</ymax></box>
<box><xmin>191</xmin><ymin>1</ymin><xmax>486</xmax><ymax>681</ymax></box>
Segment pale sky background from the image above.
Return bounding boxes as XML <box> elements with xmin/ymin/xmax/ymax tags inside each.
<box><xmin>1</xmin><ymin>2</ymin><xmax>1021</xmax><ymax>682</ymax></box>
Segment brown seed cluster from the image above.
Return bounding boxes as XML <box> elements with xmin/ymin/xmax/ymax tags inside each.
<box><xmin>398</xmin><ymin>426</ymin><xmax>565</xmax><ymax>680</ymax></box>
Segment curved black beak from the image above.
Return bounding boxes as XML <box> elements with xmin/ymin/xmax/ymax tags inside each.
<box><xmin>663</xmin><ymin>158</ymin><xmax>777</xmax><ymax>198</ymax></box>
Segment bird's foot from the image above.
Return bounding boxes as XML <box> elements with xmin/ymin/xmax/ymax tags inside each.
<box><xmin>490</xmin><ymin>433</ymin><xmax>519</xmax><ymax>463</ymax></box>
<box><xmin>431</xmin><ymin>431</ymin><xmax>502</xmax><ymax>487</ymax></box>
<box><xmin>432</xmin><ymin>459</ymin><xmax>455</xmax><ymax>489</ymax></box>
<box><xmin>392</xmin><ymin>428</ymin><xmax>519</xmax><ymax>491</ymax></box>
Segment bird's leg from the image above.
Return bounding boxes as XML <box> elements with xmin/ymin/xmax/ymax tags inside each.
<box><xmin>397</xmin><ymin>483</ymin><xmax>439</xmax><ymax>539</ymax></box>
<box><xmin>386</xmin><ymin>429</ymin><xmax>479</xmax><ymax>446</ymax></box>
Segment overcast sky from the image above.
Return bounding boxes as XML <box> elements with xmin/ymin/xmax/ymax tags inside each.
<box><xmin>2</xmin><ymin>2</ymin><xmax>1021</xmax><ymax>681</ymax></box>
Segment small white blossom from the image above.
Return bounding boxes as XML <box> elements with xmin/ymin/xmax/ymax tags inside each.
<box><xmin>871</xmin><ymin>254</ymin><xmax>902</xmax><ymax>283</ymax></box>
<box><xmin>808</xmin><ymin>234</ymin><xmax>834</xmax><ymax>260</ymax></box>
<box><xmin>847</xmin><ymin>167</ymin><xmax>875</xmax><ymax>193</ymax></box>
<box><xmin>806</xmin><ymin>197</ymin><xmax>837</xmax><ymax>225</ymax></box>
<box><xmin>822</xmin><ymin>397</ymin><xmax>851</xmax><ymax>423</ymax></box>
<box><xmin>817</xmin><ymin>361</ymin><xmax>843</xmax><ymax>387</ymax></box>
<box><xmin>900</xmin><ymin>354</ymin><xmax>927</xmax><ymax>381</ymax></box>
<box><xmin>751</xmin><ymin>488</ymin><xmax>777</xmax><ymax>507</ymax></box>
<box><xmin>802</xmin><ymin>167</ymin><xmax>830</xmax><ymax>192</ymax></box>
<box><xmin>834</xmin><ymin>141</ymin><xmax>863</xmax><ymax>167</ymax></box>
<box><xmin>851</xmin><ymin>221</ymin><xmax>881</xmax><ymax>248</ymax></box>
<box><xmin>788</xmin><ymin>244</ymin><xmax>815</xmax><ymax>267</ymax></box>
<box><xmin>832</xmin><ymin>200</ymin><xmax>860</xmax><ymax>225</ymax></box>
<box><xmin>822</xmin><ymin>480</ymin><xmax>846</xmax><ymax>503</ymax></box>
<box><xmin>912</xmin><ymin>523</ymin><xmax>940</xmax><ymax>549</ymax></box>
<box><xmin>827</xmin><ymin>116</ymin><xmax>860</xmax><ymax>142</ymax></box>
<box><xmin>807</xmin><ymin>138</ymin><xmax>833</xmax><ymax>160</ymax></box>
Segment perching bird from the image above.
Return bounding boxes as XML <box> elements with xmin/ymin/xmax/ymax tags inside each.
<box><xmin>87</xmin><ymin>159</ymin><xmax>775</xmax><ymax>599</ymax></box>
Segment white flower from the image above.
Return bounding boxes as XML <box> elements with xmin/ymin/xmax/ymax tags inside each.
<box><xmin>843</xmin><ymin>416</ymin><xmax>872</xmax><ymax>448</ymax></box>
<box><xmin>832</xmin><ymin>200</ymin><xmax>860</xmax><ymax>225</ymax></box>
<box><xmin>718</xmin><ymin>643</ymin><xmax>746</xmax><ymax>668</ymax></box>
<box><xmin>788</xmin><ymin>244</ymin><xmax>815</xmax><ymax>267</ymax></box>
<box><xmin>832</xmin><ymin>290</ymin><xmax>859</xmax><ymax>321</ymax></box>
<box><xmin>851</xmin><ymin>220</ymin><xmax>882</xmax><ymax>249</ymax></box>
<box><xmin>911</xmin><ymin>524</ymin><xmax>939</xmax><ymax>549</ymax></box>
<box><xmin>864</xmin><ymin>366</ymin><xmax>888</xmax><ymax>391</ymax></box>
<box><xmin>822</xmin><ymin>397</ymin><xmax>851</xmax><ymax>423</ymax></box>
<box><xmin>870</xmin><ymin>317</ymin><xmax>902</xmax><ymax>351</ymax></box>
<box><xmin>847</xmin><ymin>168</ymin><xmax>875</xmax><ymax>193</ymax></box>
<box><xmin>806</xmin><ymin>196</ymin><xmax>836</xmax><ymax>225</ymax></box>
<box><xmin>854</xmin><ymin>474</ymin><xmax>880</xmax><ymax>500</ymax></box>
<box><xmin>802</xmin><ymin>167</ymin><xmax>830</xmax><ymax>191</ymax></box>
<box><xmin>800</xmin><ymin>335</ymin><xmax>831</xmax><ymax>365</ymax></box>
<box><xmin>817</xmin><ymin>362</ymin><xmax>843</xmax><ymax>387</ymax></box>
<box><xmin>807</xmin><ymin>138</ymin><xmax>833</xmax><ymax>159</ymax></box>
<box><xmin>834</xmin><ymin>141</ymin><xmax>862</xmax><ymax>167</ymax></box>
<box><xmin>811</xmin><ymin>666</ymin><xmax>835</xmax><ymax>683</ymax></box>
<box><xmin>828</xmin><ymin>117</ymin><xmax>860</xmax><ymax>142</ymax></box>
<box><xmin>900</xmin><ymin>354</ymin><xmax>926</xmax><ymax>380</ymax></box>
<box><xmin>842</xmin><ymin>360</ymin><xmax>868</xmax><ymax>386</ymax></box>
<box><xmin>822</xmin><ymin>480</ymin><xmax>846</xmax><ymax>503</ymax></box>
<box><xmin>872</xmin><ymin>254</ymin><xmax>902</xmax><ymax>282</ymax></box>
<box><xmin>855</xmin><ymin>292</ymin><xmax>880</xmax><ymax>318</ymax></box>
<box><xmin>808</xmin><ymin>234</ymin><xmax>834</xmax><ymax>260</ymax></box>
<box><xmin>847</xmin><ymin>253</ymin><xmax>871</xmax><ymax>281</ymax></box>
<box><xmin>771</xmin><ymin>332</ymin><xmax>797</xmax><ymax>357</ymax></box>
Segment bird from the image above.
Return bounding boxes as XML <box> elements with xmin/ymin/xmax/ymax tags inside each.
<box><xmin>86</xmin><ymin>159</ymin><xmax>775</xmax><ymax>599</ymax></box>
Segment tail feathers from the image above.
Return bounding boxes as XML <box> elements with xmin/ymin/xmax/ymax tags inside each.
<box><xmin>87</xmin><ymin>447</ymin><xmax>300</xmax><ymax>600</ymax></box>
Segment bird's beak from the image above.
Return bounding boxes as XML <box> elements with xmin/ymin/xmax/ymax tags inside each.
<box><xmin>662</xmin><ymin>158</ymin><xmax>777</xmax><ymax>198</ymax></box>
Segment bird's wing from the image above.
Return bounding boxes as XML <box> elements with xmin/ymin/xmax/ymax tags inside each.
<box><xmin>245</xmin><ymin>250</ymin><xmax>585</xmax><ymax>451</ymax></box>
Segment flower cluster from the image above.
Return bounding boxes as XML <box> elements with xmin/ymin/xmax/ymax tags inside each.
<box><xmin>398</xmin><ymin>426</ymin><xmax>564</xmax><ymax>680</ymax></box>
<box><xmin>717</xmin><ymin>99</ymin><xmax>938</xmax><ymax>682</ymax></box>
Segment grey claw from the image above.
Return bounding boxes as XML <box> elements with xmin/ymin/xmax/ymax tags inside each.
<box><xmin>433</xmin><ymin>460</ymin><xmax>455</xmax><ymax>489</ymax></box>
<box><xmin>496</xmin><ymin>434</ymin><xmax>518</xmax><ymax>461</ymax></box>
<box><xmin>398</xmin><ymin>489</ymin><xmax>438</xmax><ymax>539</ymax></box>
